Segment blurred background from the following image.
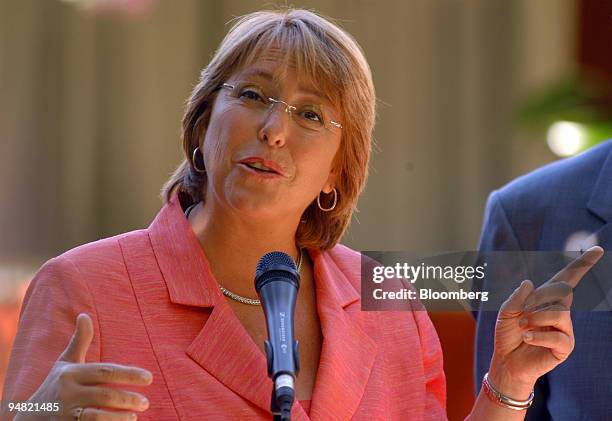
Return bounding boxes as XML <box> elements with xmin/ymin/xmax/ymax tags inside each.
<box><xmin>1</xmin><ymin>0</ymin><xmax>611</xmax><ymax>419</ymax></box>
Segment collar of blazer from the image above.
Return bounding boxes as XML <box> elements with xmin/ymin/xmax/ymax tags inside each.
<box><xmin>133</xmin><ymin>192</ymin><xmax>378</xmax><ymax>419</ymax></box>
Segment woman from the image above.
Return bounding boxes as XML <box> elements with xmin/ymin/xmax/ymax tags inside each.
<box><xmin>2</xmin><ymin>8</ymin><xmax>603</xmax><ymax>421</ymax></box>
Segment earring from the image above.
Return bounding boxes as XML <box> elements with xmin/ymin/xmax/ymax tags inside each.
<box><xmin>317</xmin><ymin>187</ymin><xmax>337</xmax><ymax>212</ymax></box>
<box><xmin>192</xmin><ymin>147</ymin><xmax>206</xmax><ymax>173</ymax></box>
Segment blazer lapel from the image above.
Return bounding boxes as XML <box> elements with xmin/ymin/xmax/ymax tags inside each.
<box><xmin>585</xmin><ymin>146</ymin><xmax>612</xmax><ymax>309</ymax></box>
<box><xmin>185</xmin><ymin>296</ymin><xmax>275</xmax><ymax>414</ymax></box>
<box><xmin>308</xmin><ymin>249</ymin><xmax>378</xmax><ymax>421</ymax></box>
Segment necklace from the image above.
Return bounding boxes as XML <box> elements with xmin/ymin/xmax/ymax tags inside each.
<box><xmin>184</xmin><ymin>202</ymin><xmax>303</xmax><ymax>306</ymax></box>
<box><xmin>219</xmin><ymin>249</ymin><xmax>303</xmax><ymax>306</ymax></box>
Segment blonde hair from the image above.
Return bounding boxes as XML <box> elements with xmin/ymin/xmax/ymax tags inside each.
<box><xmin>161</xmin><ymin>8</ymin><xmax>376</xmax><ymax>250</ymax></box>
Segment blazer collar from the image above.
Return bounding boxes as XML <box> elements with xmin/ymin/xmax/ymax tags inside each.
<box><xmin>148</xmin><ymin>192</ymin><xmax>220</xmax><ymax>307</ymax></box>
<box><xmin>146</xmin><ymin>193</ymin><xmax>378</xmax><ymax>419</ymax></box>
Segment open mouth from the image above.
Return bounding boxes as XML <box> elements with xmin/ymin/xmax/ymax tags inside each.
<box><xmin>241</xmin><ymin>161</ymin><xmax>281</xmax><ymax>175</ymax></box>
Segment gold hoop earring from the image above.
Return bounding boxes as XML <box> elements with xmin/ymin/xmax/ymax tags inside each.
<box><xmin>317</xmin><ymin>188</ymin><xmax>337</xmax><ymax>212</ymax></box>
<box><xmin>192</xmin><ymin>147</ymin><xmax>206</xmax><ymax>173</ymax></box>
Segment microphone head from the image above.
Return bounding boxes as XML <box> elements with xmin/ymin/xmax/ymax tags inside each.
<box><xmin>255</xmin><ymin>251</ymin><xmax>300</xmax><ymax>291</ymax></box>
<box><xmin>257</xmin><ymin>251</ymin><xmax>296</xmax><ymax>273</ymax></box>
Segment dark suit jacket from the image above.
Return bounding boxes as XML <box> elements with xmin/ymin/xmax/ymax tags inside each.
<box><xmin>475</xmin><ymin>140</ymin><xmax>612</xmax><ymax>421</ymax></box>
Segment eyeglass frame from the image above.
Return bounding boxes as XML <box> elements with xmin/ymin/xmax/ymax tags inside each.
<box><xmin>219</xmin><ymin>82</ymin><xmax>343</xmax><ymax>130</ymax></box>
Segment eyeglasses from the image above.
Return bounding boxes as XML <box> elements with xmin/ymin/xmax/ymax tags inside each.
<box><xmin>220</xmin><ymin>81</ymin><xmax>343</xmax><ymax>133</ymax></box>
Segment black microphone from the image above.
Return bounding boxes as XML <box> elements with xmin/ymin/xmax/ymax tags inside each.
<box><xmin>255</xmin><ymin>251</ymin><xmax>301</xmax><ymax>421</ymax></box>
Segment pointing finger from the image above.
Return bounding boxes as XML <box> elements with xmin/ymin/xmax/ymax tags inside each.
<box><xmin>546</xmin><ymin>246</ymin><xmax>604</xmax><ymax>289</ymax></box>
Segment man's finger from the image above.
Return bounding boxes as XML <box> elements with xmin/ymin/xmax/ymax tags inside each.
<box><xmin>546</xmin><ymin>246</ymin><xmax>604</xmax><ymax>288</ymax></box>
<box><xmin>59</xmin><ymin>313</ymin><xmax>94</xmax><ymax>363</ymax></box>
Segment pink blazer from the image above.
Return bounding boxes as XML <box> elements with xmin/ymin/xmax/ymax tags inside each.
<box><xmin>3</xmin><ymin>193</ymin><xmax>446</xmax><ymax>420</ymax></box>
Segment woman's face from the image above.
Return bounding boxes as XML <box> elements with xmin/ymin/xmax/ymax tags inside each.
<box><xmin>201</xmin><ymin>50</ymin><xmax>343</xmax><ymax>222</ymax></box>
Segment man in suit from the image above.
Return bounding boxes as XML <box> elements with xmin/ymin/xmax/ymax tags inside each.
<box><xmin>475</xmin><ymin>139</ymin><xmax>612</xmax><ymax>420</ymax></box>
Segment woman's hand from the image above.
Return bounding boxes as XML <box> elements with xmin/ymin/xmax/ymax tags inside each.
<box><xmin>488</xmin><ymin>246</ymin><xmax>604</xmax><ymax>400</ymax></box>
<box><xmin>16</xmin><ymin>313</ymin><xmax>153</xmax><ymax>421</ymax></box>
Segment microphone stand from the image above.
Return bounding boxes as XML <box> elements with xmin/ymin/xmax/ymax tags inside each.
<box><xmin>271</xmin><ymin>390</ymin><xmax>282</xmax><ymax>421</ymax></box>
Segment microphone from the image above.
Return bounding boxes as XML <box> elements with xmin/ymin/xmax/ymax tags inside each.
<box><xmin>255</xmin><ymin>251</ymin><xmax>301</xmax><ymax>421</ymax></box>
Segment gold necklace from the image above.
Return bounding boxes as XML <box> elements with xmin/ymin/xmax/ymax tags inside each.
<box><xmin>219</xmin><ymin>249</ymin><xmax>303</xmax><ymax>305</ymax></box>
